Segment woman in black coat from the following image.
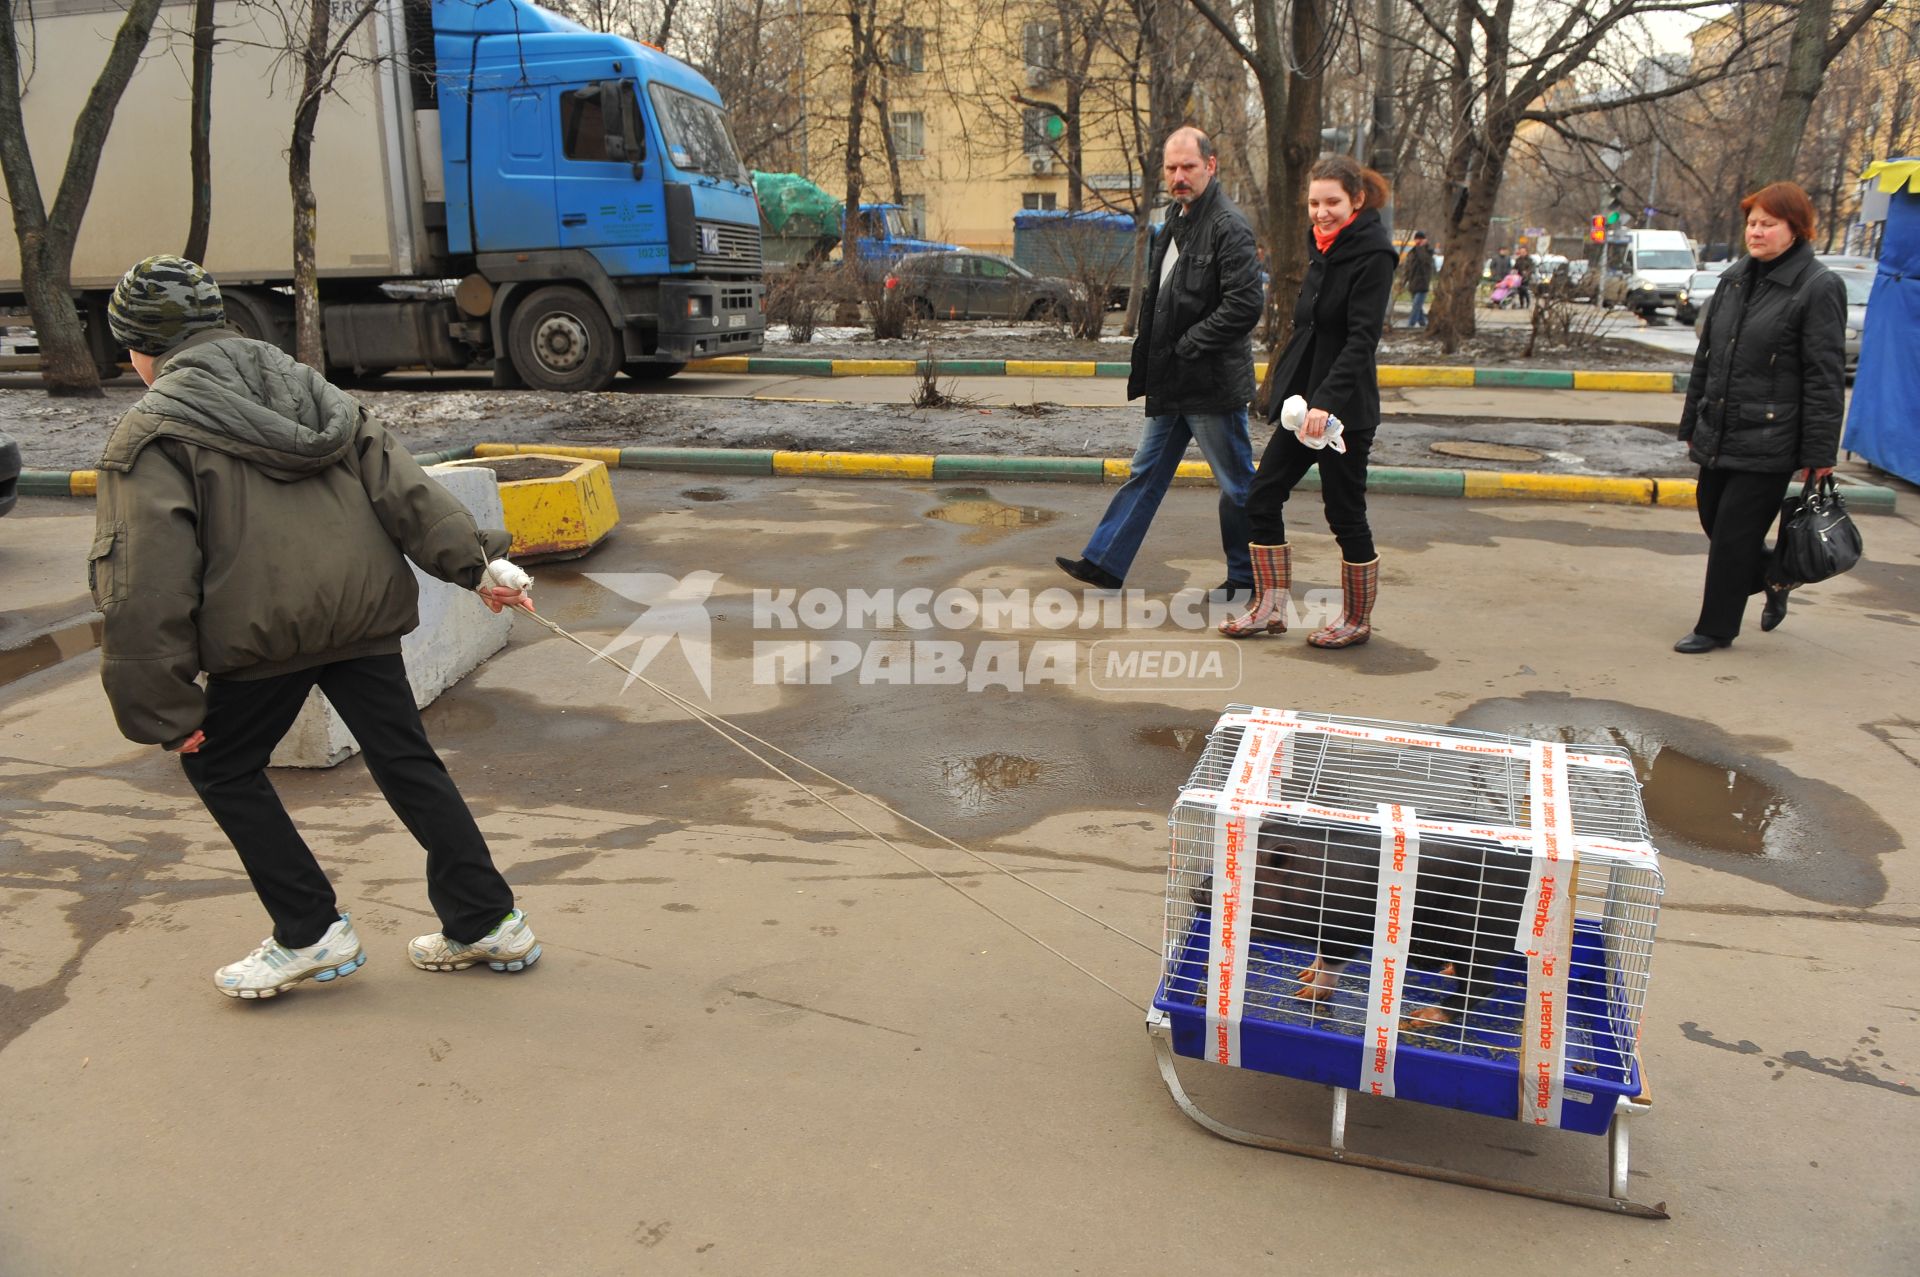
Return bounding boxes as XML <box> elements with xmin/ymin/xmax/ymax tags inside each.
<box><xmin>1674</xmin><ymin>181</ymin><xmax>1847</xmax><ymax>653</ymax></box>
<box><xmin>1221</xmin><ymin>155</ymin><xmax>1398</xmax><ymax>648</ymax></box>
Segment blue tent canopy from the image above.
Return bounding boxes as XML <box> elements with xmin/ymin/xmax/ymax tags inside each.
<box><xmin>1842</xmin><ymin>159</ymin><xmax>1920</xmax><ymax>484</ymax></box>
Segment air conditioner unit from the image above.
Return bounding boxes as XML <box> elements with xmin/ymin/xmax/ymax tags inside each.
<box><xmin>1029</xmin><ymin>155</ymin><xmax>1053</xmax><ymax>176</ymax></box>
<box><xmin>1025</xmin><ymin>65</ymin><xmax>1049</xmax><ymax>88</ymax></box>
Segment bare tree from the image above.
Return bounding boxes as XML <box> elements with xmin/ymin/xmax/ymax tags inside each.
<box><xmin>184</xmin><ymin>0</ymin><xmax>218</xmax><ymax>263</ymax></box>
<box><xmin>0</xmin><ymin>0</ymin><xmax>164</xmax><ymax>396</ymax></box>
<box><xmin>1751</xmin><ymin>0</ymin><xmax>1895</xmax><ymax>185</ymax></box>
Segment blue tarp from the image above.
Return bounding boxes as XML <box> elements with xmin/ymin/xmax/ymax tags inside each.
<box><xmin>1842</xmin><ymin>163</ymin><xmax>1920</xmax><ymax>484</ymax></box>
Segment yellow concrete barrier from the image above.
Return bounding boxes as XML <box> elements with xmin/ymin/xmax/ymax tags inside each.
<box><xmin>832</xmin><ymin>359</ymin><xmax>919</xmax><ymax>376</ymax></box>
<box><xmin>771</xmin><ymin>451</ymin><xmax>936</xmax><ymax>479</ymax></box>
<box><xmin>1570</xmin><ymin>370</ymin><xmax>1677</xmax><ymax>393</ymax></box>
<box><xmin>440</xmin><ymin>454</ymin><xmax>619</xmax><ymax>560</ymax></box>
<box><xmin>1461</xmin><ymin>471</ymin><xmax>1655</xmax><ymax>504</ymax></box>
<box><xmin>686</xmin><ymin>357</ymin><xmax>751</xmax><ymax>373</ymax></box>
<box><xmin>1655</xmin><ymin>477</ymin><xmax>1699</xmax><ymax>508</ymax></box>
<box><xmin>1006</xmin><ymin>360</ymin><xmax>1096</xmax><ymax>378</ymax></box>
<box><xmin>1379</xmin><ymin>365</ymin><xmax>1475</xmax><ymax>387</ymax></box>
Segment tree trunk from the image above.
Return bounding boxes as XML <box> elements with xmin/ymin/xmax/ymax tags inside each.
<box><xmin>0</xmin><ymin>0</ymin><xmax>163</xmax><ymax>396</ymax></box>
<box><xmin>1751</xmin><ymin>0</ymin><xmax>1834</xmax><ymax>186</ymax></box>
<box><xmin>289</xmin><ymin>0</ymin><xmax>330</xmax><ymax>371</ymax></box>
<box><xmin>843</xmin><ymin>0</ymin><xmax>872</xmax><ymax>250</ymax></box>
<box><xmin>1271</xmin><ymin>0</ymin><xmax>1322</xmax><ymax>333</ymax></box>
<box><xmin>1429</xmin><ymin>130</ymin><xmax>1510</xmax><ymax>353</ymax></box>
<box><xmin>184</xmin><ymin>0</ymin><xmax>216</xmax><ymax>263</ymax></box>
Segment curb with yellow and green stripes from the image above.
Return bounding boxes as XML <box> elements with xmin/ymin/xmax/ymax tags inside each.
<box><xmin>688</xmin><ymin>357</ymin><xmax>1693</xmax><ymax>394</ymax></box>
<box><xmin>18</xmin><ymin>445</ymin><xmax>1896</xmax><ymax>512</ymax></box>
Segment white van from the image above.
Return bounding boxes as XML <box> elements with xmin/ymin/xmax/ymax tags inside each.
<box><xmin>1601</xmin><ymin>229</ymin><xmax>1698</xmax><ymax>317</ymax></box>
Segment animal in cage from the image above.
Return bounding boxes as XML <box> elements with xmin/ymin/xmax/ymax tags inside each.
<box><xmin>1201</xmin><ymin>819</ymin><xmax>1534</xmax><ymax>1033</ymax></box>
<box><xmin>1149</xmin><ymin>706</ymin><xmax>1668</xmax><ymax>1215</ymax></box>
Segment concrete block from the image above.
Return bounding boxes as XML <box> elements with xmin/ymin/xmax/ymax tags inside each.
<box><xmin>270</xmin><ymin>464</ymin><xmax>512</xmax><ymax>768</ymax></box>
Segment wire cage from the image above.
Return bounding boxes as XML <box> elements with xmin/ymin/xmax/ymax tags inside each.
<box><xmin>1153</xmin><ymin>706</ymin><xmax>1663</xmax><ymax>1139</ymax></box>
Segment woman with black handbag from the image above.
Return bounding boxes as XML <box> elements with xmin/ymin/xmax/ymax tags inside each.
<box><xmin>1673</xmin><ymin>181</ymin><xmax>1849</xmax><ymax>653</ymax></box>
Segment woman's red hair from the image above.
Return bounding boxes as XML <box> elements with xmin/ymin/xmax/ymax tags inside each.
<box><xmin>1740</xmin><ymin>182</ymin><xmax>1817</xmax><ymax>243</ymax></box>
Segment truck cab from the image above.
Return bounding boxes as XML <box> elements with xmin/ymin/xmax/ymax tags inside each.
<box><xmin>844</xmin><ymin>205</ymin><xmax>959</xmax><ymax>265</ymax></box>
<box><xmin>1601</xmin><ymin>229</ymin><xmax>1698</xmax><ymax>320</ymax></box>
<box><xmin>435</xmin><ymin>0</ymin><xmax>764</xmax><ymax>387</ymax></box>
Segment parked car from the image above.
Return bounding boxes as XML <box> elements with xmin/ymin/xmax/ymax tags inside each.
<box><xmin>1834</xmin><ymin>265</ymin><xmax>1875</xmax><ymax>374</ymax></box>
<box><xmin>885</xmin><ymin>250</ymin><xmax>1073</xmax><ymax>321</ymax></box>
<box><xmin>1564</xmin><ymin>259</ymin><xmax>1597</xmax><ymax>301</ymax></box>
<box><xmin>1677</xmin><ymin>262</ymin><xmax>1729</xmax><ymax>326</ymax></box>
<box><xmin>0</xmin><ymin>429</ymin><xmax>19</xmax><ymax>518</ymax></box>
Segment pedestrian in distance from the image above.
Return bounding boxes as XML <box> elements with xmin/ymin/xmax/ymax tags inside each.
<box><xmin>91</xmin><ymin>255</ymin><xmax>544</xmax><ymax>998</ymax></box>
<box><xmin>1055</xmin><ymin>126</ymin><xmax>1264</xmax><ymax>594</ymax></box>
<box><xmin>1401</xmin><ymin>230</ymin><xmax>1435</xmax><ymax>329</ymax></box>
<box><xmin>1514</xmin><ymin>246</ymin><xmax>1534</xmax><ymax>308</ymax></box>
<box><xmin>1673</xmin><ymin>183</ymin><xmax>1846</xmax><ymax>653</ymax></box>
<box><xmin>1222</xmin><ymin>154</ymin><xmax>1398</xmax><ymax>648</ymax></box>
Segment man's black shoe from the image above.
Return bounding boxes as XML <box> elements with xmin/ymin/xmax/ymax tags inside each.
<box><xmin>1211</xmin><ymin>579</ymin><xmax>1255</xmax><ymax>598</ymax></box>
<box><xmin>1673</xmin><ymin>632</ymin><xmax>1732</xmax><ymax>654</ymax></box>
<box><xmin>1055</xmin><ymin>555</ymin><xmax>1123</xmax><ymax>590</ymax></box>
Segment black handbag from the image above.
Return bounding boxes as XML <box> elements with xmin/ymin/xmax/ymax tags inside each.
<box><xmin>1769</xmin><ymin>475</ymin><xmax>1864</xmax><ymax>586</ymax></box>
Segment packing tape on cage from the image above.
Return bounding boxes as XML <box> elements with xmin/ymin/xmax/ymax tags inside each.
<box><xmin>1204</xmin><ymin>718</ymin><xmax>1293</xmax><ymax>1067</ymax></box>
<box><xmin>1359</xmin><ymin>802</ymin><xmax>1421</xmax><ymax>1098</ymax></box>
<box><xmin>1518</xmin><ymin>740</ymin><xmax>1577</xmax><ymax>1128</ymax></box>
<box><xmin>1219</xmin><ymin>708</ymin><xmax>1637</xmax><ymax>775</ymax></box>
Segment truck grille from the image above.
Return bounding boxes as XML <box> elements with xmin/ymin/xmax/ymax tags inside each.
<box><xmin>696</xmin><ymin>221</ymin><xmax>762</xmax><ymax>273</ymax></box>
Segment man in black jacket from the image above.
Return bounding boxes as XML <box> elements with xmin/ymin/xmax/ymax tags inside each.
<box><xmin>1400</xmin><ymin>231</ymin><xmax>1435</xmax><ymax>328</ymax></box>
<box><xmin>1056</xmin><ymin>127</ymin><xmax>1264</xmax><ymax>592</ymax></box>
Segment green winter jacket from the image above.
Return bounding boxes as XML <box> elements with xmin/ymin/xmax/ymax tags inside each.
<box><xmin>89</xmin><ymin>329</ymin><xmax>510</xmax><ymax>747</ymax></box>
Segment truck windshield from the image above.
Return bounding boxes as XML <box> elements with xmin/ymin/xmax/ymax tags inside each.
<box><xmin>1637</xmin><ymin>250</ymin><xmax>1694</xmax><ymax>270</ymax></box>
<box><xmin>648</xmin><ymin>83</ymin><xmax>747</xmax><ymax>183</ymax></box>
<box><xmin>882</xmin><ymin>209</ymin><xmax>909</xmax><ymax>238</ymax></box>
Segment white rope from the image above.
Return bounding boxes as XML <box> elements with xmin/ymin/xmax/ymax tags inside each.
<box><xmin>506</xmin><ymin>604</ymin><xmax>1150</xmax><ymax>1012</ymax></box>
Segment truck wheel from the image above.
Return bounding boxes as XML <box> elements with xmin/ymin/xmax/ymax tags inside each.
<box><xmin>508</xmin><ymin>285</ymin><xmax>622</xmax><ymax>392</ymax></box>
<box><xmin>224</xmin><ymin>288</ymin><xmax>294</xmax><ymax>354</ymax></box>
<box><xmin>910</xmin><ymin>297</ymin><xmax>934</xmax><ymax>320</ymax></box>
<box><xmin>1025</xmin><ymin>299</ymin><xmax>1061</xmax><ymax>322</ymax></box>
<box><xmin>623</xmin><ymin>361</ymin><xmax>686</xmax><ymax>382</ymax></box>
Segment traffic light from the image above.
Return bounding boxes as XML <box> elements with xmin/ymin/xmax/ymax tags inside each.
<box><xmin>1590</xmin><ymin>214</ymin><xmax>1606</xmax><ymax>243</ymax></box>
<box><xmin>1604</xmin><ymin>182</ymin><xmax>1626</xmax><ymax>228</ymax></box>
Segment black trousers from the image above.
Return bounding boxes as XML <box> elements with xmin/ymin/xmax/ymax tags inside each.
<box><xmin>1693</xmin><ymin>466</ymin><xmax>1794</xmax><ymax>640</ymax></box>
<box><xmin>1246</xmin><ymin>424</ymin><xmax>1377</xmax><ymax>562</ymax></box>
<box><xmin>181</xmin><ymin>653</ymin><xmax>514</xmax><ymax>949</ymax></box>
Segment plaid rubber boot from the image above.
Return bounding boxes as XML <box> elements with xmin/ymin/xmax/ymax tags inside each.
<box><xmin>1308</xmin><ymin>558</ymin><xmax>1379</xmax><ymax>649</ymax></box>
<box><xmin>1219</xmin><ymin>543</ymin><xmax>1292</xmax><ymax>637</ymax></box>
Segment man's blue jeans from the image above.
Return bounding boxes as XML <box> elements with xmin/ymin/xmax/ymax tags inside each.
<box><xmin>1408</xmin><ymin>290</ymin><xmax>1429</xmax><ymax>327</ymax></box>
<box><xmin>1081</xmin><ymin>409</ymin><xmax>1255</xmax><ymax>584</ymax></box>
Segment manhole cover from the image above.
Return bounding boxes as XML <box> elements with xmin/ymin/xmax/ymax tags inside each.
<box><xmin>1428</xmin><ymin>440</ymin><xmax>1545</xmax><ymax>463</ymax></box>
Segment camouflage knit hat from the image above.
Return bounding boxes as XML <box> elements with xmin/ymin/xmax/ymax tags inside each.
<box><xmin>108</xmin><ymin>255</ymin><xmax>225</xmax><ymax>356</ymax></box>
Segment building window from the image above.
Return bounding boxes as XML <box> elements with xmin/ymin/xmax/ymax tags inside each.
<box><xmin>903</xmin><ymin>194</ymin><xmax>928</xmax><ymax>235</ymax></box>
<box><xmin>890</xmin><ymin>26</ymin><xmax>925</xmax><ymax>72</ymax></box>
<box><xmin>1021</xmin><ymin>106</ymin><xmax>1053</xmax><ymax>155</ymax></box>
<box><xmin>1023</xmin><ymin>20</ymin><xmax>1059</xmax><ymax>73</ymax></box>
<box><xmin>891</xmin><ymin>111</ymin><xmax>925</xmax><ymax>160</ymax></box>
<box><xmin>1022</xmin><ymin>192</ymin><xmax>1057</xmax><ymax>211</ymax></box>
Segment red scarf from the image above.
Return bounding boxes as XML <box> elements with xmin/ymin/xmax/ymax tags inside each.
<box><xmin>1313</xmin><ymin>214</ymin><xmax>1357</xmax><ymax>254</ymax></box>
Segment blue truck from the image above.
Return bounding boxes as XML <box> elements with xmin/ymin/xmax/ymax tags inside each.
<box><xmin>0</xmin><ymin>0</ymin><xmax>764</xmax><ymax>390</ymax></box>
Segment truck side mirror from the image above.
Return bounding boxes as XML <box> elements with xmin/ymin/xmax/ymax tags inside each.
<box><xmin>598</xmin><ymin>81</ymin><xmax>630</xmax><ymax>163</ymax></box>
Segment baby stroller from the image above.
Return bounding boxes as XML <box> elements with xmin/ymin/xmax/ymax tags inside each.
<box><xmin>1489</xmin><ymin>270</ymin><xmax>1525</xmax><ymax>308</ymax></box>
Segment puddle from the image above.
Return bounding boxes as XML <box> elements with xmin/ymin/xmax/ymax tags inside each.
<box><xmin>937</xmin><ymin>752</ymin><xmax>1050</xmax><ymax>814</ymax></box>
<box><xmin>1134</xmin><ymin>725</ymin><xmax>1203</xmax><ymax>753</ymax></box>
<box><xmin>923</xmin><ymin>487</ymin><xmax>1056</xmax><ymax>545</ymax></box>
<box><xmin>0</xmin><ymin>617</ymin><xmax>103</xmax><ymax>688</ymax></box>
<box><xmin>681</xmin><ymin>487</ymin><xmax>731</xmax><ymax>502</ymax></box>
<box><xmin>1453</xmin><ymin>694</ymin><xmax>1896</xmax><ymax>907</ymax></box>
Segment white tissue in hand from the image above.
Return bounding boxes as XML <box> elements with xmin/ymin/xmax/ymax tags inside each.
<box><xmin>484</xmin><ymin>559</ymin><xmax>532</xmax><ymax>593</ymax></box>
<box><xmin>1278</xmin><ymin>394</ymin><xmax>1347</xmax><ymax>453</ymax></box>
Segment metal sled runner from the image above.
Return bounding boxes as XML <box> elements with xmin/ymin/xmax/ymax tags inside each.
<box><xmin>1150</xmin><ymin>707</ymin><xmax>1670</xmax><ymax>1218</ymax></box>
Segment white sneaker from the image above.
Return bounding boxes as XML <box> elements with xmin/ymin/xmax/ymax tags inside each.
<box><xmin>409</xmin><ymin>909</ymin><xmax>540</xmax><ymax>973</ymax></box>
<box><xmin>213</xmin><ymin>914</ymin><xmax>365</xmax><ymax>999</ymax></box>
